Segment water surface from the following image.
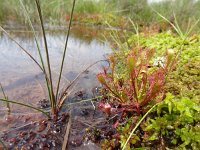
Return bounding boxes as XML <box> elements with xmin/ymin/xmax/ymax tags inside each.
<box><xmin>0</xmin><ymin>27</ymin><xmax>112</xmax><ymax>117</ymax></box>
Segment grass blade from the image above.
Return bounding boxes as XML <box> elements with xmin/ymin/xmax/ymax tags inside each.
<box><xmin>173</xmin><ymin>13</ymin><xmax>184</xmax><ymax>38</ymax></box>
<box><xmin>19</xmin><ymin>0</ymin><xmax>52</xmax><ymax>103</ymax></box>
<box><xmin>55</xmin><ymin>0</ymin><xmax>76</xmax><ymax>100</ymax></box>
<box><xmin>185</xmin><ymin>19</ymin><xmax>200</xmax><ymax>37</ymax></box>
<box><xmin>58</xmin><ymin>59</ymin><xmax>108</xmax><ymax>109</ymax></box>
<box><xmin>19</xmin><ymin>0</ymin><xmax>45</xmax><ymax>71</ymax></box>
<box><xmin>0</xmin><ymin>26</ymin><xmax>43</xmax><ymax>71</ymax></box>
<box><xmin>35</xmin><ymin>0</ymin><xmax>56</xmax><ymax>114</ymax></box>
<box><xmin>0</xmin><ymin>83</ymin><xmax>10</xmax><ymax>114</ymax></box>
<box><xmin>63</xmin><ymin>96</ymin><xmax>102</xmax><ymax>107</ymax></box>
<box><xmin>128</xmin><ymin>18</ymin><xmax>140</xmax><ymax>47</ymax></box>
<box><xmin>151</xmin><ymin>8</ymin><xmax>183</xmax><ymax>38</ymax></box>
<box><xmin>0</xmin><ymin>98</ymin><xmax>50</xmax><ymax>118</ymax></box>
<box><xmin>122</xmin><ymin>104</ymin><xmax>158</xmax><ymax>150</ymax></box>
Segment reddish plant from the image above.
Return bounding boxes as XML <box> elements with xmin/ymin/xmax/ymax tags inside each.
<box><xmin>97</xmin><ymin>48</ymin><xmax>174</xmax><ymax>116</ymax></box>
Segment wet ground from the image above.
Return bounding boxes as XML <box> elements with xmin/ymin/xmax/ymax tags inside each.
<box><xmin>0</xmin><ymin>25</ymin><xmax>112</xmax><ymax>149</ymax></box>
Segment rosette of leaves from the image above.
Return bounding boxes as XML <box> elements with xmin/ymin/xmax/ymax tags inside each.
<box><xmin>97</xmin><ymin>48</ymin><xmax>174</xmax><ymax>116</ymax></box>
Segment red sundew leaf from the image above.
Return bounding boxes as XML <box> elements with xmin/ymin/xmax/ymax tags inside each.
<box><xmin>98</xmin><ymin>103</ymin><xmax>111</xmax><ymax>115</ymax></box>
<box><xmin>113</xmin><ymin>120</ymin><xmax>119</xmax><ymax>128</ymax></box>
<box><xmin>148</xmin><ymin>69</ymin><xmax>165</xmax><ymax>85</ymax></box>
<box><xmin>117</xmin><ymin>78</ymin><xmax>124</xmax><ymax>88</ymax></box>
<box><xmin>109</xmin><ymin>55</ymin><xmax>116</xmax><ymax>64</ymax></box>
<box><xmin>127</xmin><ymin>55</ymin><xmax>136</xmax><ymax>74</ymax></box>
<box><xmin>103</xmin><ymin>66</ymin><xmax>108</xmax><ymax>75</ymax></box>
<box><xmin>97</xmin><ymin>73</ymin><xmax>124</xmax><ymax>103</ymax></box>
<box><xmin>120</xmin><ymin>91</ymin><xmax>129</xmax><ymax>102</ymax></box>
<box><xmin>140</xmin><ymin>69</ymin><xmax>166</xmax><ymax>106</ymax></box>
<box><xmin>141</xmin><ymin>71</ymin><xmax>148</xmax><ymax>86</ymax></box>
<box><xmin>97</xmin><ymin>73</ymin><xmax>107</xmax><ymax>85</ymax></box>
<box><xmin>145</xmin><ymin>48</ymin><xmax>155</xmax><ymax>62</ymax></box>
<box><xmin>101</xmin><ymin>66</ymin><xmax>114</xmax><ymax>81</ymax></box>
<box><xmin>140</xmin><ymin>51</ymin><xmax>147</xmax><ymax>65</ymax></box>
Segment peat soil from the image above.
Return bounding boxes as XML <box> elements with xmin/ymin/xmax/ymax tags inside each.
<box><xmin>0</xmin><ymin>88</ymin><xmax>106</xmax><ymax>150</ymax></box>
<box><xmin>0</xmin><ymin>70</ymin><xmax>112</xmax><ymax>150</ymax></box>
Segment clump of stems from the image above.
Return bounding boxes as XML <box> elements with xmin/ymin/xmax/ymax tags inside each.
<box><xmin>0</xmin><ymin>0</ymin><xmax>76</xmax><ymax>118</ymax></box>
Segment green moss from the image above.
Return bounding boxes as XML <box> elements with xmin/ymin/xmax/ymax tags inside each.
<box><xmin>127</xmin><ymin>32</ymin><xmax>200</xmax><ymax>101</ymax></box>
<box><xmin>105</xmin><ymin>32</ymin><xmax>200</xmax><ymax>148</ymax></box>
<box><xmin>145</xmin><ymin>93</ymin><xmax>200</xmax><ymax>149</ymax></box>
<box><xmin>166</xmin><ymin>58</ymin><xmax>200</xmax><ymax>99</ymax></box>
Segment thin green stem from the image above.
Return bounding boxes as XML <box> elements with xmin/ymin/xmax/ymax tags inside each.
<box><xmin>0</xmin><ymin>83</ymin><xmax>6</xmax><ymax>98</ymax></box>
<box><xmin>122</xmin><ymin>104</ymin><xmax>158</xmax><ymax>150</ymax></box>
<box><xmin>128</xmin><ymin>18</ymin><xmax>140</xmax><ymax>47</ymax></box>
<box><xmin>64</xmin><ymin>96</ymin><xmax>102</xmax><ymax>107</ymax></box>
<box><xmin>151</xmin><ymin>8</ymin><xmax>181</xmax><ymax>37</ymax></box>
<box><xmin>0</xmin><ymin>98</ymin><xmax>50</xmax><ymax>118</ymax></box>
<box><xmin>130</xmin><ymin>72</ymin><xmax>138</xmax><ymax>102</ymax></box>
<box><xmin>19</xmin><ymin>0</ymin><xmax>52</xmax><ymax>101</ymax></box>
<box><xmin>173</xmin><ymin>13</ymin><xmax>184</xmax><ymax>38</ymax></box>
<box><xmin>185</xmin><ymin>19</ymin><xmax>199</xmax><ymax>37</ymax></box>
<box><xmin>55</xmin><ymin>0</ymin><xmax>76</xmax><ymax>100</ymax></box>
<box><xmin>0</xmin><ymin>26</ymin><xmax>43</xmax><ymax>71</ymax></box>
<box><xmin>58</xmin><ymin>60</ymin><xmax>108</xmax><ymax>109</ymax></box>
<box><xmin>0</xmin><ymin>83</ymin><xmax>10</xmax><ymax>114</ymax></box>
<box><xmin>35</xmin><ymin>0</ymin><xmax>56</xmax><ymax>114</ymax></box>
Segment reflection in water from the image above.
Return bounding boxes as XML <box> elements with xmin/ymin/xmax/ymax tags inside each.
<box><xmin>0</xmin><ymin>28</ymin><xmax>112</xmax><ymax>115</ymax></box>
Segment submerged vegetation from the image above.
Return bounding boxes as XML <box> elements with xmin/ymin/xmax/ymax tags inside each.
<box><xmin>0</xmin><ymin>0</ymin><xmax>200</xmax><ymax>149</ymax></box>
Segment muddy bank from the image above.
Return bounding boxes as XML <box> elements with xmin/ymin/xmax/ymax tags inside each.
<box><xmin>0</xmin><ymin>87</ymin><xmax>109</xmax><ymax>149</ymax></box>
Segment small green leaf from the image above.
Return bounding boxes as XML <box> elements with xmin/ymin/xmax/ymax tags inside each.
<box><xmin>168</xmin><ymin>101</ymin><xmax>172</xmax><ymax>114</ymax></box>
<box><xmin>166</xmin><ymin>125</ymin><xmax>174</xmax><ymax>130</ymax></box>
<box><xmin>166</xmin><ymin>49</ymin><xmax>175</xmax><ymax>68</ymax></box>
<box><xmin>97</xmin><ymin>74</ymin><xmax>107</xmax><ymax>85</ymax></box>
<box><xmin>172</xmin><ymin>139</ymin><xmax>177</xmax><ymax>144</ymax></box>
<box><xmin>127</xmin><ymin>56</ymin><xmax>136</xmax><ymax>73</ymax></box>
<box><xmin>148</xmin><ymin>132</ymin><xmax>159</xmax><ymax>141</ymax></box>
